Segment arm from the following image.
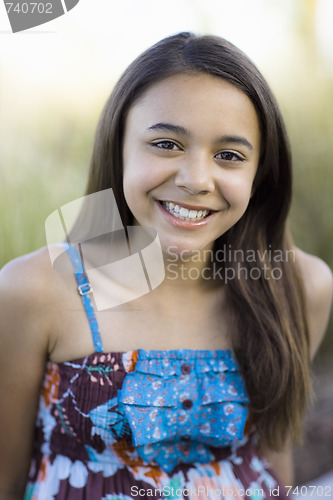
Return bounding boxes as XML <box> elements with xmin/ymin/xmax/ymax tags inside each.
<box><xmin>0</xmin><ymin>252</ymin><xmax>52</xmax><ymax>500</ymax></box>
<box><xmin>262</xmin><ymin>249</ymin><xmax>333</xmax><ymax>487</ymax></box>
<box><xmin>262</xmin><ymin>441</ymin><xmax>294</xmax><ymax>487</ymax></box>
<box><xmin>295</xmin><ymin>249</ymin><xmax>333</xmax><ymax>360</ymax></box>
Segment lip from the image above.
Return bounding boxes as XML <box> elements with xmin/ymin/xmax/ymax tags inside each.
<box><xmin>156</xmin><ymin>200</ymin><xmax>218</xmax><ymax>230</ymax></box>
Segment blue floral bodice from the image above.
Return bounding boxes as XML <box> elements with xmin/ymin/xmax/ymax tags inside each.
<box><xmin>118</xmin><ymin>348</ymin><xmax>249</xmax><ymax>472</ymax></box>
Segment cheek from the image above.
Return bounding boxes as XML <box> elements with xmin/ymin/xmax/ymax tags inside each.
<box><xmin>218</xmin><ymin>172</ymin><xmax>255</xmax><ymax>208</ymax></box>
<box><xmin>123</xmin><ymin>152</ymin><xmax>168</xmax><ymax>200</ymax></box>
<box><xmin>123</xmin><ymin>165</ymin><xmax>151</xmax><ymax>200</ymax></box>
<box><xmin>122</xmin><ymin>159</ymin><xmax>159</xmax><ymax>214</ymax></box>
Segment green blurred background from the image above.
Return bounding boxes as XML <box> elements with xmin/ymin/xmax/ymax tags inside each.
<box><xmin>0</xmin><ymin>0</ymin><xmax>332</xmax><ymax>484</ymax></box>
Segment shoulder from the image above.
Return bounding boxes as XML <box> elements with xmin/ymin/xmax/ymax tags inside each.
<box><xmin>0</xmin><ymin>246</ymin><xmax>63</xmax><ymax>354</ymax></box>
<box><xmin>0</xmin><ymin>246</ymin><xmax>54</xmax><ymax>305</ymax></box>
<box><xmin>294</xmin><ymin>247</ymin><xmax>333</xmax><ymax>304</ymax></box>
<box><xmin>293</xmin><ymin>247</ymin><xmax>333</xmax><ymax>358</ymax></box>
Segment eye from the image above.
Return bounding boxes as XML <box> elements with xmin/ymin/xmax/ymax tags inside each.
<box><xmin>215</xmin><ymin>151</ymin><xmax>244</xmax><ymax>162</ymax></box>
<box><xmin>152</xmin><ymin>140</ymin><xmax>181</xmax><ymax>151</ymax></box>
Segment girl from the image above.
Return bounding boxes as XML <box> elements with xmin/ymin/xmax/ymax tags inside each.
<box><xmin>0</xmin><ymin>32</ymin><xmax>332</xmax><ymax>500</ymax></box>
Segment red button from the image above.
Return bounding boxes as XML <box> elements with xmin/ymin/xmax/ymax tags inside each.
<box><xmin>182</xmin><ymin>399</ymin><xmax>193</xmax><ymax>410</ymax></box>
<box><xmin>181</xmin><ymin>364</ymin><xmax>191</xmax><ymax>375</ymax></box>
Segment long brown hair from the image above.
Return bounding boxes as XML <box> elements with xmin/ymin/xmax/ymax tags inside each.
<box><xmin>86</xmin><ymin>32</ymin><xmax>311</xmax><ymax>450</ymax></box>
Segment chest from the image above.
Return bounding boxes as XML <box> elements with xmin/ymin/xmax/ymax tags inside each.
<box><xmin>49</xmin><ymin>278</ymin><xmax>231</xmax><ymax>362</ymax></box>
<box><xmin>99</xmin><ymin>299</ymin><xmax>230</xmax><ymax>350</ymax></box>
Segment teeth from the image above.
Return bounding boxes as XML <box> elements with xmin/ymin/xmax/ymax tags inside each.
<box><xmin>162</xmin><ymin>201</ymin><xmax>210</xmax><ymax>221</ymax></box>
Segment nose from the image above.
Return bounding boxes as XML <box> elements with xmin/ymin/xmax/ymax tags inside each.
<box><xmin>175</xmin><ymin>154</ymin><xmax>215</xmax><ymax>195</ymax></box>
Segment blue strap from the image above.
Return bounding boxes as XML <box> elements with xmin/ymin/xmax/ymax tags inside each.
<box><xmin>62</xmin><ymin>243</ymin><xmax>103</xmax><ymax>353</ymax></box>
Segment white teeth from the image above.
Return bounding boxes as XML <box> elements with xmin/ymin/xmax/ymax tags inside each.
<box><xmin>162</xmin><ymin>201</ymin><xmax>210</xmax><ymax>221</ymax></box>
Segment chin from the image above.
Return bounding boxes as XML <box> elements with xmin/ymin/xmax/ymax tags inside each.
<box><xmin>159</xmin><ymin>237</ymin><xmax>213</xmax><ymax>260</ymax></box>
<box><xmin>162</xmin><ymin>246</ymin><xmax>196</xmax><ymax>260</ymax></box>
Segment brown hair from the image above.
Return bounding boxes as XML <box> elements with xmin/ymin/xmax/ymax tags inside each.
<box><xmin>86</xmin><ymin>32</ymin><xmax>311</xmax><ymax>450</ymax></box>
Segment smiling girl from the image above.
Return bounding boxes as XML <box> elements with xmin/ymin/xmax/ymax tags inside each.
<box><xmin>0</xmin><ymin>32</ymin><xmax>332</xmax><ymax>500</ymax></box>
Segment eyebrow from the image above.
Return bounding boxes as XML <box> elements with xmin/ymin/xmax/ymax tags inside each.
<box><xmin>147</xmin><ymin>122</ymin><xmax>189</xmax><ymax>136</ymax></box>
<box><xmin>146</xmin><ymin>122</ymin><xmax>254</xmax><ymax>150</ymax></box>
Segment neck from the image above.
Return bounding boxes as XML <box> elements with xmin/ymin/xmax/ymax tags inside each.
<box><xmin>160</xmin><ymin>246</ymin><xmax>218</xmax><ymax>290</ymax></box>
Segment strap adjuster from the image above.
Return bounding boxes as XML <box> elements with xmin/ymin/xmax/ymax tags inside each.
<box><xmin>78</xmin><ymin>283</ymin><xmax>93</xmax><ymax>296</ymax></box>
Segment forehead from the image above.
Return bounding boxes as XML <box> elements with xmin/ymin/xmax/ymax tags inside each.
<box><xmin>125</xmin><ymin>73</ymin><xmax>260</xmax><ymax>147</ymax></box>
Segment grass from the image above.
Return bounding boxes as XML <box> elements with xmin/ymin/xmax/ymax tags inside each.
<box><xmin>0</xmin><ymin>112</ymin><xmax>93</xmax><ymax>265</ymax></box>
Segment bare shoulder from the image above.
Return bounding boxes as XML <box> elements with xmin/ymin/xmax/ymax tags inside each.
<box><xmin>1</xmin><ymin>246</ymin><xmax>53</xmax><ymax>290</ymax></box>
<box><xmin>0</xmin><ymin>246</ymin><xmax>55</xmax><ymax>307</ymax></box>
<box><xmin>294</xmin><ymin>248</ymin><xmax>333</xmax><ymax>304</ymax></box>
<box><xmin>0</xmin><ymin>247</ymin><xmax>57</xmax><ymax>354</ymax></box>
<box><xmin>294</xmin><ymin>247</ymin><xmax>333</xmax><ymax>358</ymax></box>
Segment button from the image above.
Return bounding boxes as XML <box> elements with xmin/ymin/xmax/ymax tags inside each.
<box><xmin>181</xmin><ymin>364</ymin><xmax>191</xmax><ymax>375</ymax></box>
<box><xmin>181</xmin><ymin>444</ymin><xmax>191</xmax><ymax>454</ymax></box>
<box><xmin>182</xmin><ymin>399</ymin><xmax>193</xmax><ymax>410</ymax></box>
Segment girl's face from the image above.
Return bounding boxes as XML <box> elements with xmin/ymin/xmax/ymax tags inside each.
<box><xmin>122</xmin><ymin>73</ymin><xmax>261</xmax><ymax>257</ymax></box>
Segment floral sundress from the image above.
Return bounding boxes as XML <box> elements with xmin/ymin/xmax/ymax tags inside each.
<box><xmin>24</xmin><ymin>245</ymin><xmax>287</xmax><ymax>499</ymax></box>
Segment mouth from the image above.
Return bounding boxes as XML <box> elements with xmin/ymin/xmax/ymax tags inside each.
<box><xmin>158</xmin><ymin>201</ymin><xmax>214</xmax><ymax>222</ymax></box>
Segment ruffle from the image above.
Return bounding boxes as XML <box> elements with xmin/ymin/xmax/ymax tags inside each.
<box><xmin>118</xmin><ymin>349</ymin><xmax>249</xmax><ymax>472</ymax></box>
<box><xmin>132</xmin><ymin>348</ymin><xmax>238</xmax><ymax>377</ymax></box>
